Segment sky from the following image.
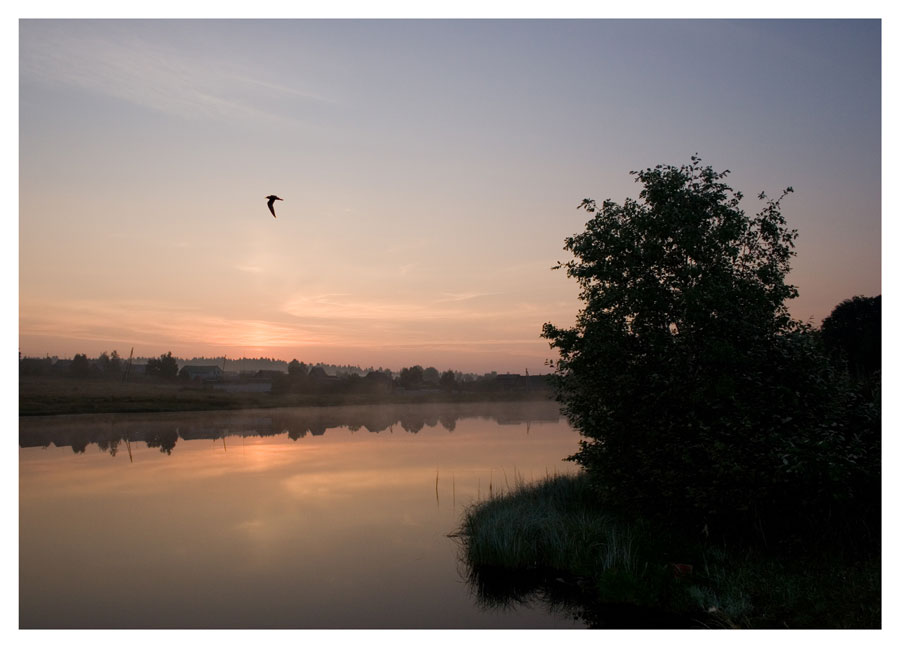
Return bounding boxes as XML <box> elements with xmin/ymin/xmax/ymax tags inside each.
<box><xmin>16</xmin><ymin>17</ymin><xmax>883</xmax><ymax>374</ymax></box>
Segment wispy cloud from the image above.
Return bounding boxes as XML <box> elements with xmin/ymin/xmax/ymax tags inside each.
<box><xmin>234</xmin><ymin>75</ymin><xmax>335</xmax><ymax>105</ymax></box>
<box><xmin>20</xmin><ymin>297</ymin><xmax>339</xmax><ymax>352</ymax></box>
<box><xmin>277</xmin><ymin>291</ymin><xmax>557</xmax><ymax>346</ymax></box>
<box><xmin>433</xmin><ymin>291</ymin><xmax>497</xmax><ymax>303</ymax></box>
<box><xmin>19</xmin><ymin>294</ymin><xmax>560</xmax><ymax>370</ymax></box>
<box><xmin>280</xmin><ymin>292</ymin><xmax>509</xmax><ymax>323</ymax></box>
<box><xmin>20</xmin><ymin>22</ymin><xmax>333</xmax><ymax>125</ymax></box>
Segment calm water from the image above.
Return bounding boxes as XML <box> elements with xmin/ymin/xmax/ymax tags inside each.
<box><xmin>20</xmin><ymin>401</ymin><xmax>584</xmax><ymax>628</ymax></box>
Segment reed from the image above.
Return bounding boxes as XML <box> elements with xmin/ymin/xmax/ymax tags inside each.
<box><xmin>458</xmin><ymin>472</ymin><xmax>638</xmax><ymax>578</ymax></box>
<box><xmin>452</xmin><ymin>473</ymin><xmax>456</xmax><ymax>510</ymax></box>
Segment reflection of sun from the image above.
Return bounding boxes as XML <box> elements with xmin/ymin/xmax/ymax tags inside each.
<box><xmin>280</xmin><ymin>469</ymin><xmax>414</xmax><ymax>500</ymax></box>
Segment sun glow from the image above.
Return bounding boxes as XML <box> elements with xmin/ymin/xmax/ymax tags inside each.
<box><xmin>17</xmin><ymin>19</ymin><xmax>881</xmax><ymax>374</ymax></box>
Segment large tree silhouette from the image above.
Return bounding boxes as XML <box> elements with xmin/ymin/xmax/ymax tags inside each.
<box><xmin>542</xmin><ymin>157</ymin><xmax>874</xmax><ymax>541</ymax></box>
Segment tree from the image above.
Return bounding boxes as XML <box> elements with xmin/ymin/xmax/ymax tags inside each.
<box><xmin>820</xmin><ymin>295</ymin><xmax>881</xmax><ymax>380</ymax></box>
<box><xmin>423</xmin><ymin>366</ymin><xmax>440</xmax><ymax>385</ymax></box>
<box><xmin>146</xmin><ymin>352</ymin><xmax>179</xmax><ymax>379</ymax></box>
<box><xmin>70</xmin><ymin>353</ymin><xmax>90</xmax><ymax>378</ymax></box>
<box><xmin>399</xmin><ymin>365</ymin><xmax>425</xmax><ymax>390</ymax></box>
<box><xmin>541</xmin><ymin>157</ymin><xmax>855</xmax><ymax>540</ymax></box>
<box><xmin>439</xmin><ymin>370</ymin><xmax>458</xmax><ymax>391</ymax></box>
<box><xmin>96</xmin><ymin>350</ymin><xmax>123</xmax><ymax>379</ymax></box>
<box><xmin>363</xmin><ymin>370</ymin><xmax>393</xmax><ymax>394</ymax></box>
<box><xmin>107</xmin><ymin>350</ymin><xmax>123</xmax><ymax>377</ymax></box>
<box><xmin>288</xmin><ymin>359</ymin><xmax>309</xmax><ymax>379</ymax></box>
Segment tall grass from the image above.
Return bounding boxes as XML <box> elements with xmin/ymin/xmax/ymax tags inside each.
<box><xmin>458</xmin><ymin>472</ymin><xmax>640</xmax><ymax>580</ymax></box>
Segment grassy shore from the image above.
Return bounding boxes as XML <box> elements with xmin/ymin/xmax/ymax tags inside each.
<box><xmin>19</xmin><ymin>376</ymin><xmax>553</xmax><ymax>416</ymax></box>
<box><xmin>457</xmin><ymin>472</ymin><xmax>880</xmax><ymax>629</ymax></box>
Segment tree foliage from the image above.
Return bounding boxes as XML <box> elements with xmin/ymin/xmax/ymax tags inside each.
<box><xmin>97</xmin><ymin>350</ymin><xmax>123</xmax><ymax>379</ymax></box>
<box><xmin>440</xmin><ymin>370</ymin><xmax>458</xmax><ymax>391</ymax></box>
<box><xmin>146</xmin><ymin>351</ymin><xmax>179</xmax><ymax>380</ymax></box>
<box><xmin>400</xmin><ymin>365</ymin><xmax>425</xmax><ymax>390</ymax></box>
<box><xmin>820</xmin><ymin>294</ymin><xmax>881</xmax><ymax>381</ymax></box>
<box><xmin>288</xmin><ymin>359</ymin><xmax>309</xmax><ymax>378</ymax></box>
<box><xmin>542</xmin><ymin>157</ymin><xmax>878</xmax><ymax>545</ymax></box>
<box><xmin>70</xmin><ymin>353</ymin><xmax>91</xmax><ymax>378</ymax></box>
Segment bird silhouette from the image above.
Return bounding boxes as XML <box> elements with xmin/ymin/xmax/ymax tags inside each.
<box><xmin>266</xmin><ymin>195</ymin><xmax>283</xmax><ymax>218</ymax></box>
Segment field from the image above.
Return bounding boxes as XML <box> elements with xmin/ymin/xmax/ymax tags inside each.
<box><xmin>18</xmin><ymin>376</ymin><xmax>552</xmax><ymax>416</ymax></box>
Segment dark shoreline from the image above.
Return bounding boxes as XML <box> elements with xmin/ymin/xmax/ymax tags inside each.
<box><xmin>19</xmin><ymin>376</ymin><xmax>556</xmax><ymax>417</ymax></box>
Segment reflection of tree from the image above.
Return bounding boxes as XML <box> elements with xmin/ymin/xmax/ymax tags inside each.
<box><xmin>439</xmin><ymin>414</ymin><xmax>456</xmax><ymax>432</ymax></box>
<box><xmin>287</xmin><ymin>428</ymin><xmax>308</xmax><ymax>441</ymax></box>
<box><xmin>460</xmin><ymin>563</ymin><xmax>697</xmax><ymax>629</ymax></box>
<box><xmin>400</xmin><ymin>415</ymin><xmax>425</xmax><ymax>434</ymax></box>
<box><xmin>96</xmin><ymin>438</ymin><xmax>120</xmax><ymax>457</ymax></box>
<box><xmin>145</xmin><ymin>428</ymin><xmax>178</xmax><ymax>454</ymax></box>
<box><xmin>19</xmin><ymin>401</ymin><xmax>563</xmax><ymax>457</ymax></box>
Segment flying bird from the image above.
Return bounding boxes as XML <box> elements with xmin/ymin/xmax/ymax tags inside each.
<box><xmin>266</xmin><ymin>195</ymin><xmax>283</xmax><ymax>218</ymax></box>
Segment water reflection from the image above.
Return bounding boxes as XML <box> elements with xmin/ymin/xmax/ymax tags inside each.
<box><xmin>20</xmin><ymin>401</ymin><xmax>583</xmax><ymax>628</ymax></box>
<box><xmin>461</xmin><ymin>565</ymin><xmax>696</xmax><ymax>629</ymax></box>
<box><xmin>20</xmin><ymin>400</ymin><xmax>561</xmax><ymax>458</ymax></box>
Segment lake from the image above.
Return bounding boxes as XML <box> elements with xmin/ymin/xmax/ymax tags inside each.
<box><xmin>19</xmin><ymin>400</ymin><xmax>585</xmax><ymax>629</ymax></box>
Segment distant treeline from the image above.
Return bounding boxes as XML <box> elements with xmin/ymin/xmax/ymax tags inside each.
<box><xmin>19</xmin><ymin>351</ymin><xmax>548</xmax><ymax>395</ymax></box>
<box><xmin>20</xmin><ymin>353</ymin><xmax>373</xmax><ymax>378</ymax></box>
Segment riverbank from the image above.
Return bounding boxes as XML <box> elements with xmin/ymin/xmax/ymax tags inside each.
<box><xmin>457</xmin><ymin>473</ymin><xmax>881</xmax><ymax>629</ymax></box>
<box><xmin>19</xmin><ymin>376</ymin><xmax>554</xmax><ymax>416</ymax></box>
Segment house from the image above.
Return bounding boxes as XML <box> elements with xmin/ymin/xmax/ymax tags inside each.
<box><xmin>308</xmin><ymin>366</ymin><xmax>338</xmax><ymax>382</ymax></box>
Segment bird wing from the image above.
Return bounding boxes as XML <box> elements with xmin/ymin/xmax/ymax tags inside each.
<box><xmin>267</xmin><ymin>198</ymin><xmax>277</xmax><ymax>218</ymax></box>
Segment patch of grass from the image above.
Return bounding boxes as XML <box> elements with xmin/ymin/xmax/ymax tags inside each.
<box><xmin>460</xmin><ymin>473</ymin><xmax>638</xmax><ymax>576</ymax></box>
<box><xmin>456</xmin><ymin>472</ymin><xmax>881</xmax><ymax>628</ymax></box>
<box><xmin>457</xmin><ymin>473</ymin><xmax>680</xmax><ymax>616</ymax></box>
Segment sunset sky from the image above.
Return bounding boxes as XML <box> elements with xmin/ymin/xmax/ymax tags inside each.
<box><xmin>17</xmin><ymin>18</ymin><xmax>882</xmax><ymax>373</ymax></box>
